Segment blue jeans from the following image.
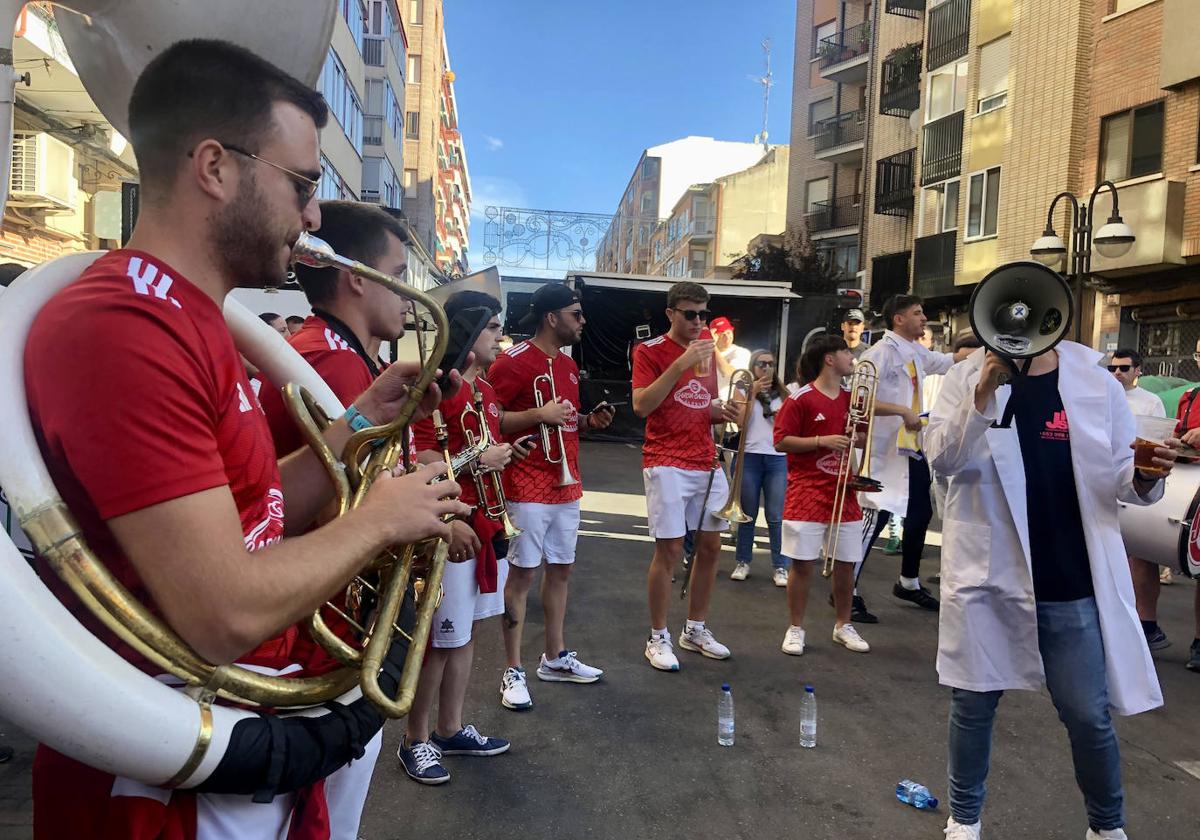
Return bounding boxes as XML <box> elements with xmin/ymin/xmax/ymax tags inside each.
<box><xmin>947</xmin><ymin>597</ymin><xmax>1123</xmax><ymax>830</ymax></box>
<box><xmin>732</xmin><ymin>453</ymin><xmax>786</xmax><ymax>569</ymax></box>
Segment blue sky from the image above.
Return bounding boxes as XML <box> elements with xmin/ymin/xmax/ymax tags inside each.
<box><xmin>446</xmin><ymin>1</ymin><xmax>796</xmax><ymax>253</ymax></box>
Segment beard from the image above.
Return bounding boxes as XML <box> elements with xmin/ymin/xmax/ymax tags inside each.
<box><xmin>210</xmin><ymin>174</ymin><xmax>292</xmax><ymax>289</ymax></box>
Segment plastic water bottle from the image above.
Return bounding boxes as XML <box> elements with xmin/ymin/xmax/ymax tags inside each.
<box><xmin>800</xmin><ymin>684</ymin><xmax>817</xmax><ymax>748</ymax></box>
<box><xmin>896</xmin><ymin>779</ymin><xmax>939</xmax><ymax>810</ymax></box>
<box><xmin>717</xmin><ymin>683</ymin><xmax>734</xmax><ymax>746</ymax></box>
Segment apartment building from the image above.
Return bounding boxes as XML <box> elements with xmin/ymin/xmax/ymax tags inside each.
<box><xmin>400</xmin><ymin>0</ymin><xmax>471</xmax><ymax>275</ymax></box>
<box><xmin>648</xmin><ymin>145</ymin><xmax>791</xmax><ymax>279</ymax></box>
<box><xmin>596</xmin><ymin>137</ymin><xmax>768</xmax><ymax>274</ymax></box>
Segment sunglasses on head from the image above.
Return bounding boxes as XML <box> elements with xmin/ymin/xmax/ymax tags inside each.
<box><xmin>670</xmin><ymin>308</ymin><xmax>712</xmax><ymax>322</ymax></box>
<box><xmin>1107</xmin><ymin>364</ymin><xmax>1133</xmax><ymax>372</ymax></box>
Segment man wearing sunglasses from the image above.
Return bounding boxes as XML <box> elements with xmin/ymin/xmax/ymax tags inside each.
<box><xmin>1108</xmin><ymin>349</ymin><xmax>1165</xmax><ymax>419</ymax></box>
<box><xmin>633</xmin><ymin>282</ymin><xmax>742</xmax><ymax>671</ymax></box>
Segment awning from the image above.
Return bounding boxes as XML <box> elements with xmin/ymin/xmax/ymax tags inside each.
<box><xmin>567</xmin><ymin>271</ymin><xmax>798</xmax><ymax>300</ymax></box>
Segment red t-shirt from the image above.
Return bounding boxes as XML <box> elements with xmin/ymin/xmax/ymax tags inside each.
<box><xmin>632</xmin><ymin>333</ymin><xmax>717</xmax><ymax>471</ymax></box>
<box><xmin>23</xmin><ymin>249</ymin><xmax>288</xmax><ymax>673</ymax></box>
<box><xmin>411</xmin><ymin>377</ymin><xmax>503</xmax><ymax>510</ymax></box>
<box><xmin>1176</xmin><ymin>388</ymin><xmax>1200</xmax><ymax>434</ymax></box>
<box><xmin>773</xmin><ymin>383</ymin><xmax>862</xmax><ymax>523</ymax></box>
<box><xmin>487</xmin><ymin>340</ymin><xmax>584</xmax><ymax>503</ymax></box>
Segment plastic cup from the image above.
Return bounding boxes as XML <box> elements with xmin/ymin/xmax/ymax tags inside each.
<box><xmin>1133</xmin><ymin>414</ymin><xmax>1178</xmax><ymax>477</ymax></box>
<box><xmin>692</xmin><ymin>342</ymin><xmax>713</xmax><ymax>377</ymax></box>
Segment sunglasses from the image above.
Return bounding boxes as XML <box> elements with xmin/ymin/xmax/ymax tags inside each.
<box><xmin>555</xmin><ymin>308</ymin><xmax>584</xmax><ymax>322</ymax></box>
<box><xmin>670</xmin><ymin>308</ymin><xmax>712</xmax><ymax>322</ymax></box>
<box><xmin>1107</xmin><ymin>364</ymin><xmax>1134</xmax><ymax>372</ymax></box>
<box><xmin>200</xmin><ymin>142</ymin><xmax>321</xmax><ymax>207</ymax></box>
<box><xmin>754</xmin><ymin>360</ymin><xmax>776</xmax><ymax>367</ymax></box>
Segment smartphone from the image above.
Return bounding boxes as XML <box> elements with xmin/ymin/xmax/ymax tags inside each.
<box><xmin>514</xmin><ymin>433</ymin><xmax>538</xmax><ymax>449</ymax></box>
<box><xmin>596</xmin><ymin>401</ymin><xmax>627</xmax><ymax>410</ymax></box>
<box><xmin>436</xmin><ymin>307</ymin><xmax>492</xmax><ymax>392</ymax></box>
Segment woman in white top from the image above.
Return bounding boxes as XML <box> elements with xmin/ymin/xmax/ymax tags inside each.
<box><xmin>730</xmin><ymin>350</ymin><xmax>789</xmax><ymax>586</ymax></box>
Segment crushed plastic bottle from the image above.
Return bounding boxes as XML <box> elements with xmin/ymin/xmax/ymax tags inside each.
<box><xmin>896</xmin><ymin>779</ymin><xmax>939</xmax><ymax>810</ymax></box>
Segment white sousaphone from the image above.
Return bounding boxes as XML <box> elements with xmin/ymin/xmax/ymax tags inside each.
<box><xmin>0</xmin><ymin>0</ymin><xmax>366</xmax><ymax>790</ymax></box>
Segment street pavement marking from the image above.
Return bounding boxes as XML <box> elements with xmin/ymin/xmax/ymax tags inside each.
<box><xmin>1178</xmin><ymin>761</ymin><xmax>1200</xmax><ymax>782</ymax></box>
<box><xmin>578</xmin><ymin>529</ymin><xmax>655</xmax><ymax>544</ymax></box>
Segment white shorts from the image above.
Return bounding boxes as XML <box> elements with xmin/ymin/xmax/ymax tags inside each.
<box><xmin>643</xmin><ymin>465</ymin><xmax>730</xmax><ymax>540</ymax></box>
<box><xmin>782</xmin><ymin>519</ymin><xmax>864</xmax><ymax>564</ymax></box>
<box><xmin>323</xmin><ymin>730</ymin><xmax>381</xmax><ymax>839</ymax></box>
<box><xmin>431</xmin><ymin>553</ymin><xmax>508</xmax><ymax>649</ymax></box>
<box><xmin>506</xmin><ymin>500</ymin><xmax>581</xmax><ymax>568</ymax></box>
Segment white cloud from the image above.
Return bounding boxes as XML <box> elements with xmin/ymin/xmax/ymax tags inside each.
<box><xmin>469</xmin><ymin>175</ymin><xmax>529</xmax><ymax>222</ymax></box>
<box><xmin>483</xmin><ymin>135</ymin><xmax>504</xmax><ymax>151</ymax></box>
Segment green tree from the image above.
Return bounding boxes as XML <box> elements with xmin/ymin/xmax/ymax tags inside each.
<box><xmin>731</xmin><ymin>229</ymin><xmax>845</xmax><ymax>295</ymax></box>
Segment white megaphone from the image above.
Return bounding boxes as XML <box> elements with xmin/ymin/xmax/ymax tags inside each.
<box><xmin>968</xmin><ymin>260</ymin><xmax>1074</xmax><ymax>428</ymax></box>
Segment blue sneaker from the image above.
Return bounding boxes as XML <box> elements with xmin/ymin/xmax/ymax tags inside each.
<box><xmin>397</xmin><ymin>739</ymin><xmax>450</xmax><ymax>785</ymax></box>
<box><xmin>430</xmin><ymin>724</ymin><xmax>510</xmax><ymax>756</ymax></box>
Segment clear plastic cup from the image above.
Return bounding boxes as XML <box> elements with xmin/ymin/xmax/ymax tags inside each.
<box><xmin>692</xmin><ymin>342</ymin><xmax>713</xmax><ymax>377</ymax></box>
<box><xmin>1133</xmin><ymin>414</ymin><xmax>1178</xmax><ymax>477</ymax></box>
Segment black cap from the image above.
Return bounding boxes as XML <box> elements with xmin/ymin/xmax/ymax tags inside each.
<box><xmin>519</xmin><ymin>283</ymin><xmax>580</xmax><ymax>330</ymax></box>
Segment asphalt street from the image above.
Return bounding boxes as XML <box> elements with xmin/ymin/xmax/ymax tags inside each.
<box><xmin>2</xmin><ymin>440</ymin><xmax>1198</xmax><ymax>839</ymax></box>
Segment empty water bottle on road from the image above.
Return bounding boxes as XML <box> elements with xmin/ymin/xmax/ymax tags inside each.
<box><xmin>800</xmin><ymin>684</ymin><xmax>817</xmax><ymax>748</ymax></box>
<box><xmin>717</xmin><ymin>683</ymin><xmax>734</xmax><ymax>746</ymax></box>
<box><xmin>896</xmin><ymin>780</ymin><xmax>939</xmax><ymax>810</ymax></box>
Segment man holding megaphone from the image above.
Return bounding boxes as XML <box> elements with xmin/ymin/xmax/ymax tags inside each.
<box><xmin>925</xmin><ymin>261</ymin><xmax>1182</xmax><ymax>840</ymax></box>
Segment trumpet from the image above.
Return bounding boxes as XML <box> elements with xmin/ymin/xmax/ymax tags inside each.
<box><xmin>822</xmin><ymin>360</ymin><xmax>883</xmax><ymax>578</ymax></box>
<box><xmin>714</xmin><ymin>369</ymin><xmax>755</xmax><ymax>524</ymax></box>
<box><xmin>460</xmin><ymin>387</ymin><xmax>523</xmax><ymax>539</ymax></box>
<box><xmin>533</xmin><ymin>357</ymin><xmax>578</xmax><ymax>488</ymax></box>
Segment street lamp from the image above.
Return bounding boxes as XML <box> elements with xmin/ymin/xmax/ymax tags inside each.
<box><xmin>1029</xmin><ymin>180</ymin><xmax>1135</xmax><ymax>341</ymax></box>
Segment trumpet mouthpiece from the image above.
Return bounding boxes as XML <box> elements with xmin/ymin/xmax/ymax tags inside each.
<box><xmin>291</xmin><ymin>232</ymin><xmax>340</xmax><ymax>268</ymax></box>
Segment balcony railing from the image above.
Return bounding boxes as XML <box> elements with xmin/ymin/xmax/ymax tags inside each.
<box><xmin>913</xmin><ymin>231</ymin><xmax>956</xmax><ymax>297</ymax></box>
<box><xmin>886</xmin><ymin>0</ymin><xmax>925</xmax><ymax>18</ymax></box>
<box><xmin>363</xmin><ymin>35</ymin><xmax>386</xmax><ymax>67</ymax></box>
<box><xmin>921</xmin><ymin>110</ymin><xmax>964</xmax><ymax>185</ymax></box>
<box><xmin>813</xmin><ymin>110</ymin><xmax>865</xmax><ymax>152</ymax></box>
<box><xmin>927</xmin><ymin>0</ymin><xmax>970</xmax><ymax>70</ymax></box>
<box><xmin>817</xmin><ymin>21</ymin><xmax>872</xmax><ymax>70</ymax></box>
<box><xmin>807</xmin><ymin>194</ymin><xmax>862</xmax><ymax>232</ymax></box>
<box><xmin>870</xmin><ymin>252</ymin><xmax>912</xmax><ymax>311</ymax></box>
<box><xmin>363</xmin><ymin>116</ymin><xmax>384</xmax><ymax>146</ymax></box>
<box><xmin>880</xmin><ymin>44</ymin><xmax>922</xmax><ymax>118</ymax></box>
<box><xmin>875</xmin><ymin>149</ymin><xmax>916</xmax><ymax>216</ymax></box>
<box><xmin>690</xmin><ymin>217</ymin><xmax>716</xmax><ymax>237</ymax></box>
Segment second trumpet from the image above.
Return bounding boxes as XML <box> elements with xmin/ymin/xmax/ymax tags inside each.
<box><xmin>534</xmin><ymin>357</ymin><xmax>579</xmax><ymax>487</ymax></box>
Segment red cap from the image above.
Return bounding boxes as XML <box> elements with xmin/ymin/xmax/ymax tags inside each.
<box><xmin>709</xmin><ymin>316</ymin><xmax>733</xmax><ymax>334</ymax></box>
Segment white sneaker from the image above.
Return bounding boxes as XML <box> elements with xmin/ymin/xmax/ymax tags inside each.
<box><xmin>645</xmin><ymin>632</ymin><xmax>680</xmax><ymax>671</ymax></box>
<box><xmin>678</xmin><ymin>624</ymin><xmax>731</xmax><ymax>659</ymax></box>
<box><xmin>730</xmin><ymin>563</ymin><xmax>750</xmax><ymax>581</ymax></box>
<box><xmin>1086</xmin><ymin>829</ymin><xmax>1128</xmax><ymax>840</ymax></box>
<box><xmin>773</xmin><ymin>568</ymin><xmax>789</xmax><ymax>587</ymax></box>
<box><xmin>781</xmin><ymin>625</ymin><xmax>806</xmax><ymax>656</ymax></box>
<box><xmin>537</xmin><ymin>650</ymin><xmax>603</xmax><ymax>683</ymax></box>
<box><xmin>500</xmin><ymin>667</ymin><xmax>533</xmax><ymax>710</ymax></box>
<box><xmin>945</xmin><ymin>817</ymin><xmax>981</xmax><ymax>839</ymax></box>
<box><xmin>832</xmin><ymin>623</ymin><xmax>870</xmax><ymax>653</ymax></box>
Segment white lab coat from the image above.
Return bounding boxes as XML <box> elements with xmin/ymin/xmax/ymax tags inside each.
<box><xmin>925</xmin><ymin>343</ymin><xmax>1163</xmax><ymax>716</ymax></box>
<box><xmin>860</xmin><ymin>330</ymin><xmax>954</xmax><ymax>515</ymax></box>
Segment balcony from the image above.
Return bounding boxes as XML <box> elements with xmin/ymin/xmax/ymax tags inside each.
<box><xmin>880</xmin><ymin>44</ymin><xmax>922</xmax><ymax>118</ymax></box>
<box><xmin>690</xmin><ymin>217</ymin><xmax>716</xmax><ymax>239</ymax></box>
<box><xmin>817</xmin><ymin>21</ymin><xmax>872</xmax><ymax>85</ymax></box>
<box><xmin>927</xmin><ymin>0</ymin><xmax>970</xmax><ymax>70</ymax></box>
<box><xmin>363</xmin><ymin>116</ymin><xmax>384</xmax><ymax>146</ymax></box>
<box><xmin>363</xmin><ymin>35</ymin><xmax>386</xmax><ymax>67</ymax></box>
<box><xmin>1091</xmin><ymin>178</ymin><xmax>1186</xmax><ymax>280</ymax></box>
<box><xmin>807</xmin><ymin>194</ymin><xmax>862</xmax><ymax>235</ymax></box>
<box><xmin>886</xmin><ymin>0</ymin><xmax>925</xmax><ymax>18</ymax></box>
<box><xmin>913</xmin><ymin>231</ymin><xmax>957</xmax><ymax>298</ymax></box>
<box><xmin>921</xmin><ymin>110</ymin><xmax>964</xmax><ymax>185</ymax></box>
<box><xmin>813</xmin><ymin>110</ymin><xmax>866</xmax><ymax>163</ymax></box>
<box><xmin>870</xmin><ymin>252</ymin><xmax>912</xmax><ymax>311</ymax></box>
<box><xmin>875</xmin><ymin>149</ymin><xmax>915</xmax><ymax>216</ymax></box>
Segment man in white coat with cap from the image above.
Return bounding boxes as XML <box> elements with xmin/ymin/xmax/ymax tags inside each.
<box><xmin>925</xmin><ymin>341</ymin><xmax>1179</xmax><ymax>840</ymax></box>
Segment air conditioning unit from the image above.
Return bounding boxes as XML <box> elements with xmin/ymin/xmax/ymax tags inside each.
<box><xmin>10</xmin><ymin>132</ymin><xmax>77</xmax><ymax>211</ymax></box>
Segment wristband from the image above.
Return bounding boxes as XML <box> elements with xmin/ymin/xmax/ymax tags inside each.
<box><xmin>344</xmin><ymin>404</ymin><xmax>377</xmax><ymax>432</ymax></box>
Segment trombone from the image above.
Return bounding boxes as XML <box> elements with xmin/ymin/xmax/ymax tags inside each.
<box><xmin>460</xmin><ymin>387</ymin><xmax>523</xmax><ymax>539</ymax></box>
<box><xmin>714</xmin><ymin>369</ymin><xmax>756</xmax><ymax>524</ymax></box>
<box><xmin>821</xmin><ymin>360</ymin><xmax>883</xmax><ymax>578</ymax></box>
<box><xmin>533</xmin><ymin>357</ymin><xmax>578</xmax><ymax>488</ymax></box>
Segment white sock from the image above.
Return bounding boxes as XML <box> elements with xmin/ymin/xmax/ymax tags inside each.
<box><xmin>789</xmin><ymin>624</ymin><xmax>804</xmax><ymax>633</ymax></box>
<box><xmin>899</xmin><ymin>575</ymin><xmax>920</xmax><ymax>591</ymax></box>
<box><xmin>651</xmin><ymin>627</ymin><xmax>668</xmax><ymax>639</ymax></box>
<box><xmin>685</xmin><ymin>619</ymin><xmax>705</xmax><ymax>634</ymax></box>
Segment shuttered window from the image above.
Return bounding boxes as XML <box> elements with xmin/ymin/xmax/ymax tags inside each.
<box><xmin>977</xmin><ymin>36</ymin><xmax>1010</xmax><ymax>113</ymax></box>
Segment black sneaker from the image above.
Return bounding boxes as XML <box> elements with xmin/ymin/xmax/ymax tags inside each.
<box><xmin>1145</xmin><ymin>627</ymin><xmax>1171</xmax><ymax>652</ymax></box>
<box><xmin>893</xmin><ymin>582</ymin><xmax>940</xmax><ymax>611</ymax></box>
<box><xmin>1187</xmin><ymin>639</ymin><xmax>1200</xmax><ymax>672</ymax></box>
<box><xmin>829</xmin><ymin>592</ymin><xmax>879</xmax><ymax>624</ymax></box>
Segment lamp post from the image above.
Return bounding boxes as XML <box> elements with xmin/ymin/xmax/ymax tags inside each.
<box><xmin>1029</xmin><ymin>180</ymin><xmax>1136</xmax><ymax>342</ymax></box>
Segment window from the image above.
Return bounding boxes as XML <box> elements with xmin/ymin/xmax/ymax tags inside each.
<box><xmin>808</xmin><ymin>97</ymin><xmax>835</xmax><ymax>134</ymax></box>
<box><xmin>405</xmin><ymin>111</ymin><xmax>420</xmax><ymax>139</ymax></box>
<box><xmin>805</xmin><ymin>177</ymin><xmax>829</xmax><ymax>212</ymax></box>
<box><xmin>318</xmin><ymin>155</ymin><xmax>354</xmax><ymax>201</ymax></box>
<box><xmin>976</xmin><ymin>36</ymin><xmax>1009</xmax><ymax>114</ymax></box>
<box><xmin>642</xmin><ymin>158</ymin><xmax>658</xmax><ymax>179</ymax></box>
<box><xmin>813</xmin><ymin>19</ymin><xmax>836</xmax><ymax>57</ymax></box>
<box><xmin>1110</xmin><ymin>0</ymin><xmax>1157</xmax><ymax>13</ymax></box>
<box><xmin>409</xmin><ymin>0</ymin><xmax>423</xmax><ymax>24</ymax></box>
<box><xmin>1100</xmin><ymin>101</ymin><xmax>1164</xmax><ymax>182</ymax></box>
<box><xmin>690</xmin><ymin>248</ymin><xmax>708</xmax><ymax>271</ymax></box>
<box><xmin>385</xmin><ymin>80</ymin><xmax>402</xmax><ymax>140</ymax></box>
<box><xmin>403</xmin><ymin>168</ymin><xmax>417</xmax><ymax>198</ymax></box>
<box><xmin>407</xmin><ymin>55</ymin><xmax>422</xmax><ymax>84</ymax></box>
<box><xmin>966</xmin><ymin>167</ymin><xmax>1000</xmax><ymax>239</ymax></box>
<box><xmin>342</xmin><ymin>0</ymin><xmax>366</xmax><ymax>56</ymax></box>
<box><xmin>641</xmin><ymin>192</ymin><xmax>655</xmax><ymax>215</ymax></box>
<box><xmin>923</xmin><ymin>179</ymin><xmax>960</xmax><ymax>232</ymax></box>
<box><xmin>318</xmin><ymin>51</ymin><xmax>364</xmax><ymax>155</ymax></box>
<box><xmin>926</xmin><ymin>59</ymin><xmax>969</xmax><ymax>122</ymax></box>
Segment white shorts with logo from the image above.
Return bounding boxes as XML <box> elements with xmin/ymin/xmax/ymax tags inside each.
<box><xmin>643</xmin><ymin>465</ymin><xmax>729</xmax><ymax>540</ymax></box>
<box><xmin>431</xmin><ymin>553</ymin><xmax>508</xmax><ymax>649</ymax></box>
<box><xmin>782</xmin><ymin>519</ymin><xmax>864</xmax><ymax>564</ymax></box>
<box><xmin>506</xmin><ymin>500</ymin><xmax>581</xmax><ymax>569</ymax></box>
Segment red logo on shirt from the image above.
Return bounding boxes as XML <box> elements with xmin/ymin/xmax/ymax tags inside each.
<box><xmin>815</xmin><ymin>451</ymin><xmax>842</xmax><ymax>476</ymax></box>
<box><xmin>569</xmin><ymin>372</ymin><xmax>579</xmax><ymax>385</ymax></box>
<box><xmin>488</xmin><ymin>403</ymin><xmax>500</xmax><ymax>419</ymax></box>
<box><xmin>674</xmin><ymin>380</ymin><xmax>712</xmax><ymax>410</ymax></box>
<box><xmin>244</xmin><ymin>487</ymin><xmax>285</xmax><ymax>550</ymax></box>
<box><xmin>1042</xmin><ymin>410</ymin><xmax>1070</xmax><ymax>441</ymax></box>
<box><xmin>562</xmin><ymin>399</ymin><xmax>579</xmax><ymax>433</ymax></box>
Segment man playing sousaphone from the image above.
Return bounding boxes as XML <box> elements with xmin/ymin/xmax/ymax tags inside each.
<box><xmin>24</xmin><ymin>41</ymin><xmax>468</xmax><ymax>837</ymax></box>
